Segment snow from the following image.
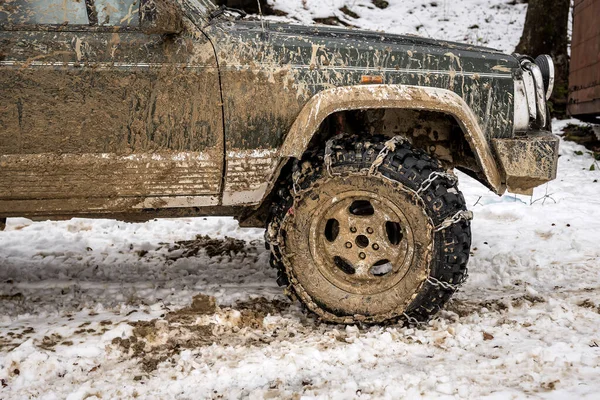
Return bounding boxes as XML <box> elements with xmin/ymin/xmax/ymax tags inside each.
<box><xmin>2</xmin><ymin>2</ymin><xmax>599</xmax><ymax>398</ymax></box>
<box><xmin>2</xmin><ymin>120</ymin><xmax>599</xmax><ymax>398</ymax></box>
<box><xmin>266</xmin><ymin>0</ymin><xmax>528</xmax><ymax>53</ymax></box>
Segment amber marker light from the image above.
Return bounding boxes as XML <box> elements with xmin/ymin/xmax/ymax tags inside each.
<box><xmin>361</xmin><ymin>75</ymin><xmax>384</xmax><ymax>84</ymax></box>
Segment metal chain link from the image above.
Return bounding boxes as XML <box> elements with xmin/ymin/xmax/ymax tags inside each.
<box><xmin>434</xmin><ymin>210</ymin><xmax>473</xmax><ymax>232</ymax></box>
<box><xmin>324</xmin><ymin>151</ymin><xmax>333</xmax><ymax>178</ymax></box>
<box><xmin>402</xmin><ymin>312</ymin><xmax>424</xmax><ymax>327</ymax></box>
<box><xmin>425</xmin><ymin>275</ymin><xmax>467</xmax><ymax>291</ymax></box>
<box><xmin>417</xmin><ymin>171</ymin><xmax>458</xmax><ymax>196</ymax></box>
<box><xmin>266</xmin><ymin>222</ymin><xmax>282</xmax><ymax>262</ymax></box>
<box><xmin>292</xmin><ymin>169</ymin><xmax>302</xmax><ymax>195</ymax></box>
<box><xmin>403</xmin><ymin>272</ymin><xmax>468</xmax><ymax>326</ymax></box>
<box><xmin>269</xmin><ymin>137</ymin><xmax>471</xmax><ymax>325</ymax></box>
<box><xmin>368</xmin><ymin>135</ymin><xmax>406</xmax><ymax>175</ymax></box>
<box><xmin>323</xmin><ymin>133</ymin><xmax>345</xmax><ymax>177</ymax></box>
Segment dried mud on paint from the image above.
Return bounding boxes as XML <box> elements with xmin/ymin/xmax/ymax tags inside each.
<box><xmin>112</xmin><ymin>294</ymin><xmax>293</xmax><ymax>373</ymax></box>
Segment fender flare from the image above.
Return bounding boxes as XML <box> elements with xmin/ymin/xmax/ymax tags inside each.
<box><xmin>279</xmin><ymin>84</ymin><xmax>504</xmax><ymax>193</ymax></box>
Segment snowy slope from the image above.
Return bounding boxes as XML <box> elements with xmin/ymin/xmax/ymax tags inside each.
<box><xmin>266</xmin><ymin>0</ymin><xmax>527</xmax><ymax>53</ymax></box>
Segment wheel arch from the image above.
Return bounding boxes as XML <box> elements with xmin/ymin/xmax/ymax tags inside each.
<box><xmin>238</xmin><ymin>84</ymin><xmax>506</xmax><ymax>227</ymax></box>
<box><xmin>280</xmin><ymin>84</ymin><xmax>504</xmax><ymax>193</ymax></box>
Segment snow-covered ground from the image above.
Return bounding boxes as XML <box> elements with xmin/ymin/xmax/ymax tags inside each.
<box><xmin>266</xmin><ymin>0</ymin><xmax>528</xmax><ymax>53</ymax></box>
<box><xmin>2</xmin><ymin>120</ymin><xmax>599</xmax><ymax>399</ymax></box>
<box><xmin>2</xmin><ymin>2</ymin><xmax>599</xmax><ymax>399</ymax></box>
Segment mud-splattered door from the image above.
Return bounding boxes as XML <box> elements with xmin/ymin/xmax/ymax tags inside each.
<box><xmin>0</xmin><ymin>0</ymin><xmax>223</xmax><ymax>219</ymax></box>
<box><xmin>206</xmin><ymin>22</ymin><xmax>308</xmax><ymax>206</ymax></box>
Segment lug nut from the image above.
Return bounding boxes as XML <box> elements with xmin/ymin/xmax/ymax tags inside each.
<box><xmin>359</xmin><ymin>252</ymin><xmax>366</xmax><ymax>259</ymax></box>
<box><xmin>367</xmin><ymin>227</ymin><xmax>374</xmax><ymax>234</ymax></box>
<box><xmin>350</xmin><ymin>227</ymin><xmax>357</xmax><ymax>233</ymax></box>
<box><xmin>345</xmin><ymin>242</ymin><xmax>352</xmax><ymax>248</ymax></box>
<box><xmin>372</xmin><ymin>243</ymin><xmax>379</xmax><ymax>250</ymax></box>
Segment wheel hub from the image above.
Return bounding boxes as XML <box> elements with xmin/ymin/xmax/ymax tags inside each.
<box><xmin>310</xmin><ymin>189</ymin><xmax>415</xmax><ymax>295</ymax></box>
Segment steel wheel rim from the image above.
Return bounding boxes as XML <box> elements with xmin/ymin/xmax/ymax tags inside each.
<box><xmin>309</xmin><ymin>189</ymin><xmax>416</xmax><ymax>295</ymax></box>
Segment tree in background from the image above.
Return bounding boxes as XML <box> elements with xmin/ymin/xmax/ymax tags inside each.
<box><xmin>516</xmin><ymin>0</ymin><xmax>571</xmax><ymax>117</ymax></box>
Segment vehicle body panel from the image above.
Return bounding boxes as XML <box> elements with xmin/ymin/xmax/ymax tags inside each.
<box><xmin>0</xmin><ymin>2</ymin><xmax>224</xmax><ymax>217</ymax></box>
<box><xmin>0</xmin><ymin>0</ymin><xmax>558</xmax><ymax>222</ymax></box>
<box><xmin>207</xmin><ymin>20</ymin><xmax>518</xmax><ymax>202</ymax></box>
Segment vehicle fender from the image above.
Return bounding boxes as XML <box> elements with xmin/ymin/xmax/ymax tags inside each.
<box><xmin>279</xmin><ymin>84</ymin><xmax>504</xmax><ymax>193</ymax></box>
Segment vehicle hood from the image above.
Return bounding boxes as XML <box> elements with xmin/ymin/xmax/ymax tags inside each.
<box><xmin>268</xmin><ymin>22</ymin><xmax>506</xmax><ymax>56</ymax></box>
<box><xmin>209</xmin><ymin>20</ymin><xmax>520</xmax><ymax>74</ymax></box>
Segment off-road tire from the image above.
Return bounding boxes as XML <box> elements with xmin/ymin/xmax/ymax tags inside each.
<box><xmin>267</xmin><ymin>135</ymin><xmax>471</xmax><ymax>325</ymax></box>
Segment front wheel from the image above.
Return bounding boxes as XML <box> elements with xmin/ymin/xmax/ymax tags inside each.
<box><xmin>267</xmin><ymin>136</ymin><xmax>471</xmax><ymax>324</ymax></box>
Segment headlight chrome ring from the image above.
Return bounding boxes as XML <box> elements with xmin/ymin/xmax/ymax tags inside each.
<box><xmin>521</xmin><ymin>59</ymin><xmax>547</xmax><ymax>128</ymax></box>
<box><xmin>534</xmin><ymin>54</ymin><xmax>555</xmax><ymax>101</ymax></box>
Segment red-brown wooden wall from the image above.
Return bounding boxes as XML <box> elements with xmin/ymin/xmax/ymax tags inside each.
<box><xmin>568</xmin><ymin>0</ymin><xmax>600</xmax><ymax>118</ymax></box>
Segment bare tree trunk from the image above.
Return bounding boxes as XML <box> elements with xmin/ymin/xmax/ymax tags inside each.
<box><xmin>516</xmin><ymin>0</ymin><xmax>571</xmax><ymax>117</ymax></box>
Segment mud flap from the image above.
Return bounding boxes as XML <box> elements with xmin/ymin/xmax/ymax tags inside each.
<box><xmin>493</xmin><ymin>132</ymin><xmax>559</xmax><ymax>195</ymax></box>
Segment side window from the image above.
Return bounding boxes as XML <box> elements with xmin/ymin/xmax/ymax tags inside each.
<box><xmin>94</xmin><ymin>0</ymin><xmax>140</xmax><ymax>26</ymax></box>
<box><xmin>0</xmin><ymin>0</ymin><xmax>88</xmax><ymax>25</ymax></box>
<box><xmin>0</xmin><ymin>0</ymin><xmax>140</xmax><ymax>27</ymax></box>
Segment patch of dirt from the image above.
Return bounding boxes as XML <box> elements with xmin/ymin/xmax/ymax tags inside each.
<box><xmin>511</xmin><ymin>294</ymin><xmax>546</xmax><ymax>308</ymax></box>
<box><xmin>577</xmin><ymin>299</ymin><xmax>600</xmax><ymax>313</ymax></box>
<box><xmin>2</xmin><ymin>326</ymin><xmax>35</xmax><ymax>346</ymax></box>
<box><xmin>541</xmin><ymin>380</ymin><xmax>560</xmax><ymax>391</ymax></box>
<box><xmin>235</xmin><ymin>297</ymin><xmax>291</xmax><ymax>329</ymax></box>
<box><xmin>112</xmin><ymin>321</ymin><xmax>208</xmax><ymax>373</ymax></box>
<box><xmin>446</xmin><ymin>298</ymin><xmax>509</xmax><ymax>318</ymax></box>
<box><xmin>166</xmin><ymin>293</ymin><xmax>218</xmax><ymax>323</ymax></box>
<box><xmin>372</xmin><ymin>0</ymin><xmax>389</xmax><ymax>9</ymax></box>
<box><xmin>115</xmin><ymin>294</ymin><xmax>292</xmax><ymax>373</ymax></box>
<box><xmin>444</xmin><ymin>294</ymin><xmax>546</xmax><ymax>319</ymax></box>
<box><xmin>339</xmin><ymin>6</ymin><xmax>359</xmax><ymax>19</ymax></box>
<box><xmin>74</xmin><ymin>328</ymin><xmax>97</xmax><ymax>334</ymax></box>
<box><xmin>0</xmin><ymin>337</ymin><xmax>17</xmax><ymax>351</ymax></box>
<box><xmin>161</xmin><ymin>235</ymin><xmax>253</xmax><ymax>260</ymax></box>
<box><xmin>263</xmin><ymin>4</ymin><xmax>288</xmax><ymax>17</ymax></box>
<box><xmin>37</xmin><ymin>333</ymin><xmax>63</xmax><ymax>351</ymax></box>
<box><xmin>213</xmin><ymin>0</ymin><xmax>288</xmax><ymax>16</ymax></box>
<box><xmin>0</xmin><ymin>293</ymin><xmax>24</xmax><ymax>301</ymax></box>
<box><xmin>561</xmin><ymin>124</ymin><xmax>600</xmax><ymax>153</ymax></box>
<box><xmin>313</xmin><ymin>16</ymin><xmax>356</xmax><ymax>28</ymax></box>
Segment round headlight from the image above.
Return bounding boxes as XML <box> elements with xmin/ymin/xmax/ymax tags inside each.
<box><xmin>534</xmin><ymin>55</ymin><xmax>554</xmax><ymax>100</ymax></box>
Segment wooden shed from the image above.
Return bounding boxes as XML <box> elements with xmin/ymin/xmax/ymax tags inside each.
<box><xmin>568</xmin><ymin>0</ymin><xmax>600</xmax><ymax>120</ymax></box>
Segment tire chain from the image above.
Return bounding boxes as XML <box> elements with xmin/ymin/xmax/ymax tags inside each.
<box><xmin>266</xmin><ymin>135</ymin><xmax>470</xmax><ymax>325</ymax></box>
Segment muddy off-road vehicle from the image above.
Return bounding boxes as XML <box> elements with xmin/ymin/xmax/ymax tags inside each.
<box><xmin>0</xmin><ymin>0</ymin><xmax>558</xmax><ymax>324</ymax></box>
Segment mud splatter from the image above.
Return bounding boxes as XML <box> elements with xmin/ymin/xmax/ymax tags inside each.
<box><xmin>37</xmin><ymin>333</ymin><xmax>63</xmax><ymax>351</ymax></box>
<box><xmin>115</xmin><ymin>294</ymin><xmax>292</xmax><ymax>372</ymax></box>
<box><xmin>577</xmin><ymin>299</ymin><xmax>600</xmax><ymax>313</ymax></box>
<box><xmin>162</xmin><ymin>235</ymin><xmax>253</xmax><ymax>259</ymax></box>
<box><xmin>165</xmin><ymin>293</ymin><xmax>218</xmax><ymax>323</ymax></box>
<box><xmin>235</xmin><ymin>297</ymin><xmax>291</xmax><ymax>329</ymax></box>
<box><xmin>445</xmin><ymin>297</ymin><xmax>509</xmax><ymax>318</ymax></box>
